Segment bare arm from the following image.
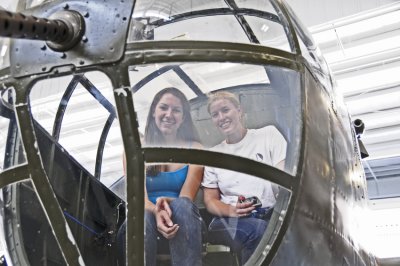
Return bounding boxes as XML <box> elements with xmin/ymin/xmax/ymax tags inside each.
<box><xmin>144</xmin><ymin>186</ymin><xmax>156</xmax><ymax>212</ymax></box>
<box><xmin>125</xmin><ymin>151</ymin><xmax>178</xmax><ymax>238</ymax></box>
<box><xmin>276</xmin><ymin>159</ymin><xmax>285</xmax><ymax>171</ymax></box>
<box><xmin>271</xmin><ymin>159</ymin><xmax>285</xmax><ymax>199</ymax></box>
<box><xmin>179</xmin><ymin>164</ymin><xmax>203</xmax><ymax>200</ymax></box>
<box><xmin>203</xmin><ymin>187</ymin><xmax>255</xmax><ymax>217</ymax></box>
<box><xmin>179</xmin><ymin>142</ymin><xmax>204</xmax><ymax>201</ymax></box>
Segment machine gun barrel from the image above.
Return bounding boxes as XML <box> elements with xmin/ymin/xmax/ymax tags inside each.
<box><xmin>0</xmin><ymin>9</ymin><xmax>84</xmax><ymax>51</ymax></box>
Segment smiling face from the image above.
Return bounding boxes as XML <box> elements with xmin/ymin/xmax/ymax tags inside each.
<box><xmin>209</xmin><ymin>98</ymin><xmax>243</xmax><ymax>138</ymax></box>
<box><xmin>153</xmin><ymin>93</ymin><xmax>184</xmax><ymax>138</ymax></box>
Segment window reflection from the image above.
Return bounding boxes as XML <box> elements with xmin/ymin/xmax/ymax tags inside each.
<box><xmin>203</xmin><ymin>173</ymin><xmax>287</xmax><ymax>265</ymax></box>
<box><xmin>129</xmin><ymin>0</ymin><xmax>294</xmax><ymax>52</ymax></box>
<box><xmin>0</xmin><ymin>116</ymin><xmax>9</xmax><ymax>173</ymax></box>
<box><xmin>202</xmin><ymin>91</ymin><xmax>286</xmax><ymax>265</ymax></box>
<box><xmin>127</xmin><ymin>61</ymin><xmax>299</xmax><ymax>264</ymax></box>
<box><xmin>235</xmin><ymin>0</ymin><xmax>276</xmax><ymax>10</ymax></box>
<box><xmin>143</xmin><ymin>89</ymin><xmax>203</xmax><ymax>266</ymax></box>
<box><xmin>117</xmin><ymin>86</ymin><xmax>205</xmax><ymax>266</ymax></box>
<box><xmin>2</xmin><ymin>74</ymin><xmax>125</xmax><ymax>266</ymax></box>
<box><xmin>130</xmin><ymin>62</ymin><xmax>300</xmax><ymax>175</ymax></box>
<box><xmin>153</xmin><ymin>15</ymin><xmax>249</xmax><ymax>42</ymax></box>
<box><xmin>133</xmin><ymin>0</ymin><xmax>227</xmax><ymax>19</ymax></box>
<box><xmin>244</xmin><ymin>16</ymin><xmax>291</xmax><ymax>51</ymax></box>
<box><xmin>0</xmin><ymin>87</ymin><xmax>26</xmax><ymax>172</ymax></box>
<box><xmin>29</xmin><ymin>71</ymin><xmax>123</xmax><ymax>186</ymax></box>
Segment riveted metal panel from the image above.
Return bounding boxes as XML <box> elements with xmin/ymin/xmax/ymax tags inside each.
<box><xmin>10</xmin><ymin>0</ymin><xmax>134</xmax><ymax>78</ymax></box>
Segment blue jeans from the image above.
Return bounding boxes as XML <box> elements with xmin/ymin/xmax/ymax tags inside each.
<box><xmin>146</xmin><ymin>197</ymin><xmax>203</xmax><ymax>266</ymax></box>
<box><xmin>117</xmin><ymin>197</ymin><xmax>202</xmax><ymax>266</ymax></box>
<box><xmin>208</xmin><ymin>215</ymin><xmax>270</xmax><ymax>265</ymax></box>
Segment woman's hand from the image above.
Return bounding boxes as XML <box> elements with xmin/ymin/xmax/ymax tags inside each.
<box><xmin>155</xmin><ymin>197</ymin><xmax>179</xmax><ymax>239</ymax></box>
<box><xmin>234</xmin><ymin>196</ymin><xmax>256</xmax><ymax>217</ymax></box>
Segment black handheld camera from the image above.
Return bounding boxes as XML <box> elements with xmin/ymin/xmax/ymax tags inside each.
<box><xmin>239</xmin><ymin>196</ymin><xmax>262</xmax><ymax>207</ymax></box>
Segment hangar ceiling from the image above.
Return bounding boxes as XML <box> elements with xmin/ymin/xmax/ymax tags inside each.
<box><xmin>287</xmin><ymin>0</ymin><xmax>400</xmax><ymax>200</ymax></box>
<box><xmin>286</xmin><ymin>0</ymin><xmax>397</xmax><ymax>27</ymax></box>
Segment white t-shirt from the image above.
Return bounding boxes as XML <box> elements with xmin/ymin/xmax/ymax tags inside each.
<box><xmin>202</xmin><ymin>126</ymin><xmax>287</xmax><ymax>208</ymax></box>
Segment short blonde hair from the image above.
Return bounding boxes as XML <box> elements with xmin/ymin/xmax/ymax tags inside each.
<box><xmin>207</xmin><ymin>91</ymin><xmax>240</xmax><ymax>114</ymax></box>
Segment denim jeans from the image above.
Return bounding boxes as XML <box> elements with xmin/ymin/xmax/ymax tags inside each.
<box><xmin>208</xmin><ymin>215</ymin><xmax>270</xmax><ymax>265</ymax></box>
<box><xmin>117</xmin><ymin>197</ymin><xmax>202</xmax><ymax>266</ymax></box>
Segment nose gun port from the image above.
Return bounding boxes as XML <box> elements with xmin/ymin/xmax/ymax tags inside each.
<box><xmin>353</xmin><ymin>119</ymin><xmax>369</xmax><ymax>159</ymax></box>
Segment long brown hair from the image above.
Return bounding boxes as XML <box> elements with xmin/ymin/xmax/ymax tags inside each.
<box><xmin>144</xmin><ymin>87</ymin><xmax>200</xmax><ymax>176</ymax></box>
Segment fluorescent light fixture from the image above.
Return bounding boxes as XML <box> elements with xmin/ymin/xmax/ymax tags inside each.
<box><xmin>357</xmin><ymin>109</ymin><xmax>400</xmax><ymax>130</ymax></box>
<box><xmin>335</xmin><ymin>11</ymin><xmax>400</xmax><ymax>40</ymax></box>
<box><xmin>261</xmin><ymin>24</ymin><xmax>269</xmax><ymax>32</ymax></box>
<box><xmin>363</xmin><ymin>127</ymin><xmax>400</xmax><ymax>145</ymax></box>
<box><xmin>311</xmin><ymin>4</ymin><xmax>400</xmax><ymax>70</ymax></box>
<box><xmin>310</xmin><ymin>2</ymin><xmax>400</xmax><ymax>35</ymax></box>
<box><xmin>323</xmin><ymin>35</ymin><xmax>400</xmax><ymax>64</ymax></box>
<box><xmin>336</xmin><ymin>66</ymin><xmax>400</xmax><ymax>96</ymax></box>
<box><xmin>345</xmin><ymin>88</ymin><xmax>400</xmax><ymax>115</ymax></box>
<box><xmin>132</xmin><ymin>11</ymin><xmax>171</xmax><ymax>20</ymax></box>
<box><xmin>0</xmin><ymin>44</ymin><xmax>7</xmax><ymax>57</ymax></box>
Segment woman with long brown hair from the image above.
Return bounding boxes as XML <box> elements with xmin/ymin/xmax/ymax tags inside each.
<box><xmin>120</xmin><ymin>87</ymin><xmax>203</xmax><ymax>266</ymax></box>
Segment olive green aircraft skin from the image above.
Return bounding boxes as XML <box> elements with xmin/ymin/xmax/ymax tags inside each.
<box><xmin>0</xmin><ymin>0</ymin><xmax>377</xmax><ymax>265</ymax></box>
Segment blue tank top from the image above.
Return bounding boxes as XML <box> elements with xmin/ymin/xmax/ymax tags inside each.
<box><xmin>146</xmin><ymin>165</ymin><xmax>189</xmax><ymax>204</ymax></box>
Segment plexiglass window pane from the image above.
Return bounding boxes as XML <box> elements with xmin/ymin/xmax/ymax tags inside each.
<box><xmin>0</xmin><ymin>87</ymin><xmax>26</xmax><ymax>172</ymax></box>
<box><xmin>30</xmin><ymin>71</ymin><xmax>124</xmax><ymax>186</ymax></box>
<box><xmin>284</xmin><ymin>4</ymin><xmax>332</xmax><ymax>91</ymax></box>
<box><xmin>0</xmin><ymin>38</ymin><xmax>10</xmax><ymax>71</ymax></box>
<box><xmin>129</xmin><ymin>61</ymin><xmax>298</xmax><ymax>264</ymax></box>
<box><xmin>30</xmin><ymin>75</ymin><xmax>74</xmax><ymax>133</ymax></box>
<box><xmin>236</xmin><ymin>0</ymin><xmax>276</xmax><ymax>10</ymax></box>
<box><xmin>133</xmin><ymin>0</ymin><xmax>227</xmax><ymax>19</ymax></box>
<box><xmin>2</xmin><ymin>74</ymin><xmax>125</xmax><ymax>266</ymax></box>
<box><xmin>129</xmin><ymin>0</ymin><xmax>294</xmax><ymax>52</ymax></box>
<box><xmin>129</xmin><ymin>62</ymin><xmax>300</xmax><ymax>176</ymax></box>
<box><xmin>0</xmin><ymin>115</ymin><xmax>9</xmax><ymax>173</ymax></box>
<box><xmin>244</xmin><ymin>16</ymin><xmax>291</xmax><ymax>52</ymax></box>
<box><xmin>181</xmin><ymin>63</ymin><xmax>270</xmax><ymax>92</ymax></box>
<box><xmin>57</xmin><ymin>78</ymin><xmax>110</xmax><ymax>176</ymax></box>
<box><xmin>153</xmin><ymin>15</ymin><xmax>248</xmax><ymax>42</ymax></box>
